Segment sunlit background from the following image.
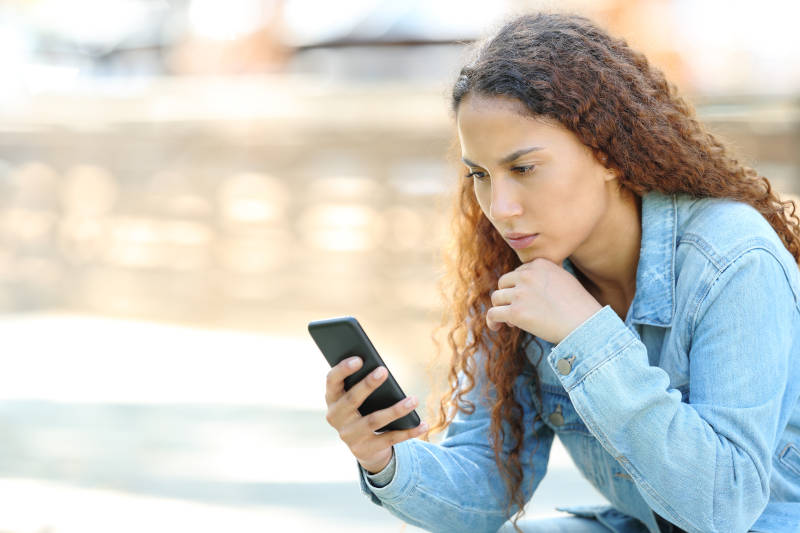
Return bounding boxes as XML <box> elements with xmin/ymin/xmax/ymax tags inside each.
<box><xmin>0</xmin><ymin>0</ymin><xmax>798</xmax><ymax>531</ymax></box>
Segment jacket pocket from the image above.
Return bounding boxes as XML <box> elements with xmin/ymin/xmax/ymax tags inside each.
<box><xmin>778</xmin><ymin>443</ymin><xmax>800</xmax><ymax>477</ymax></box>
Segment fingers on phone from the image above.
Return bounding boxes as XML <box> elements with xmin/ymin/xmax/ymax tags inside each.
<box><xmin>333</xmin><ymin>356</ymin><xmax>362</xmax><ymax>378</ymax></box>
<box><xmin>377</xmin><ymin>421</ymin><xmax>429</xmax><ymax>448</ymax></box>
<box><xmin>342</xmin><ymin>365</ymin><xmax>384</xmax><ymax>407</ymax></box>
<box><xmin>346</xmin><ymin>356</ymin><xmax>362</xmax><ymax>370</ymax></box>
<box><xmin>362</xmin><ymin>395</ymin><xmax>417</xmax><ymax>432</ymax></box>
<box><xmin>326</xmin><ymin>356</ymin><xmax>362</xmax><ymax>392</ymax></box>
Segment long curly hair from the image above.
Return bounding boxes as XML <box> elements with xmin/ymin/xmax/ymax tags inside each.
<box><xmin>419</xmin><ymin>11</ymin><xmax>800</xmax><ymax>531</ymax></box>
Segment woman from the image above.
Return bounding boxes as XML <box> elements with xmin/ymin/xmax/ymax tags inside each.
<box><xmin>323</xmin><ymin>12</ymin><xmax>800</xmax><ymax>533</ymax></box>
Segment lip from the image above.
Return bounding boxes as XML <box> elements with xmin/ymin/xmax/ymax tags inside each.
<box><xmin>505</xmin><ymin>233</ymin><xmax>539</xmax><ymax>250</ymax></box>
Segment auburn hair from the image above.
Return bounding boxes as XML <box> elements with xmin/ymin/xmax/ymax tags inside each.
<box><xmin>419</xmin><ymin>11</ymin><xmax>800</xmax><ymax>531</ymax></box>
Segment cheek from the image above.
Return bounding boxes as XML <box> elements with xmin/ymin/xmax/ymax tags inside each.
<box><xmin>473</xmin><ymin>181</ymin><xmax>491</xmax><ymax>216</ymax></box>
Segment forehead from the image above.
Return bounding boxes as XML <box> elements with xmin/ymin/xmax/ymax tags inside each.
<box><xmin>456</xmin><ymin>94</ymin><xmax>571</xmax><ymax>151</ymax></box>
<box><xmin>457</xmin><ymin>94</ymin><xmax>538</xmax><ymax>124</ymax></box>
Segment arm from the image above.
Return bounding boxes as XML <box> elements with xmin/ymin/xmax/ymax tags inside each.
<box><xmin>548</xmin><ymin>248</ymin><xmax>797</xmax><ymax>532</ymax></box>
<box><xmin>357</xmin><ymin>352</ymin><xmax>555</xmax><ymax>533</ymax></box>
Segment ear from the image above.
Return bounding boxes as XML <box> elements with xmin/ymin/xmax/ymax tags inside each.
<box><xmin>596</xmin><ymin>152</ymin><xmax>619</xmax><ymax>182</ymax></box>
<box><xmin>603</xmin><ymin>166</ymin><xmax>619</xmax><ymax>182</ymax></box>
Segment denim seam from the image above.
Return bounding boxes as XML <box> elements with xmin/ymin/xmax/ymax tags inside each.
<box><xmin>566</xmin><ymin>335</ymin><xmax>637</xmax><ymax>392</ymax></box>
<box><xmin>688</xmin><ymin>255</ymin><xmax>725</xmax><ymax>341</ymax></box>
<box><xmin>679</xmin><ymin>234</ymin><xmax>725</xmax><ymax>270</ymax></box>
<box><xmin>373</xmin><ymin>442</ymin><xmax>420</xmax><ymax>505</ymax></box>
<box><xmin>414</xmin><ymin>483</ymin><xmax>509</xmax><ymax>516</ymax></box>
<box><xmin>779</xmin><ymin>443</ymin><xmax>800</xmax><ymax>477</ymax></box>
<box><xmin>689</xmin><ymin>246</ymin><xmax>800</xmax><ymax>339</ymax></box>
<box><xmin>679</xmin><ymin>233</ymin><xmax>775</xmax><ymax>271</ymax></box>
<box><xmin>616</xmin><ymin>455</ymin><xmax>705</xmax><ymax>533</ymax></box>
<box><xmin>710</xmin><ymin>432</ymin><xmax>770</xmax><ymax>530</ymax></box>
<box><xmin>567</xmin><ymin>349</ymin><xmax>706</xmax><ymax>533</ymax></box>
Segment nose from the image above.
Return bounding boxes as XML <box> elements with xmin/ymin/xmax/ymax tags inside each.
<box><xmin>489</xmin><ymin>176</ymin><xmax>523</xmax><ymax>221</ymax></box>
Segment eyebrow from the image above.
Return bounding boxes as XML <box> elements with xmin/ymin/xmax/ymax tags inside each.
<box><xmin>461</xmin><ymin>146</ymin><xmax>545</xmax><ymax>168</ymax></box>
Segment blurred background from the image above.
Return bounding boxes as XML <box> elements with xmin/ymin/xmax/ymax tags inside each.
<box><xmin>0</xmin><ymin>0</ymin><xmax>798</xmax><ymax>531</ymax></box>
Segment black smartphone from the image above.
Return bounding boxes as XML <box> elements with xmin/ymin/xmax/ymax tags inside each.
<box><xmin>308</xmin><ymin>316</ymin><xmax>421</xmax><ymax>433</ymax></box>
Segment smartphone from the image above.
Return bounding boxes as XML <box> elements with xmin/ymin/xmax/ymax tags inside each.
<box><xmin>308</xmin><ymin>316</ymin><xmax>421</xmax><ymax>433</ymax></box>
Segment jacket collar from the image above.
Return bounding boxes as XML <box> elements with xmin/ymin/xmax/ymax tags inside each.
<box><xmin>562</xmin><ymin>191</ymin><xmax>676</xmax><ymax>328</ymax></box>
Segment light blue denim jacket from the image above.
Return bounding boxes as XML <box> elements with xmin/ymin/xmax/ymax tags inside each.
<box><xmin>357</xmin><ymin>190</ymin><xmax>800</xmax><ymax>533</ymax></box>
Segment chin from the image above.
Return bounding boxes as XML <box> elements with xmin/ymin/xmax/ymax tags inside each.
<box><xmin>517</xmin><ymin>249</ymin><xmax>560</xmax><ymax>265</ymax></box>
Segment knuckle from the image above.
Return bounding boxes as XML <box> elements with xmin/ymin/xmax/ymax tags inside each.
<box><xmin>364</xmin><ymin>412</ymin><xmax>380</xmax><ymax>429</ymax></box>
<box><xmin>351</xmin><ymin>441</ymin><xmax>370</xmax><ymax>457</ymax></box>
<box><xmin>325</xmin><ymin>369</ymin><xmax>338</xmax><ymax>387</ymax></box>
<box><xmin>337</xmin><ymin>423</ymin><xmax>356</xmax><ymax>443</ymax></box>
<box><xmin>344</xmin><ymin>390</ymin><xmax>359</xmax><ymax>408</ymax></box>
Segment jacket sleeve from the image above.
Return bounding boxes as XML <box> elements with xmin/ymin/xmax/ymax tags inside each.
<box><xmin>547</xmin><ymin>248</ymin><xmax>798</xmax><ymax>533</ymax></box>
<box><xmin>356</xmin><ymin>349</ymin><xmax>555</xmax><ymax>533</ymax></box>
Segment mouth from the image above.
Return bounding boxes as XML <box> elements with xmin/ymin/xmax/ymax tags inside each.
<box><xmin>504</xmin><ymin>233</ymin><xmax>539</xmax><ymax>250</ymax></box>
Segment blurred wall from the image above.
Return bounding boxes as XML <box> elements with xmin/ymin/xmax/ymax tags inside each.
<box><xmin>0</xmin><ymin>0</ymin><xmax>798</xmax><ymax>366</ymax></box>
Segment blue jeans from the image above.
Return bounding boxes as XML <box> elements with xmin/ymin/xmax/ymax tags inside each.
<box><xmin>496</xmin><ymin>516</ymin><xmax>610</xmax><ymax>532</ymax></box>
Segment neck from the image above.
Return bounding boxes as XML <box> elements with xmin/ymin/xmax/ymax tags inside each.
<box><xmin>569</xmin><ymin>189</ymin><xmax>642</xmax><ymax>306</ymax></box>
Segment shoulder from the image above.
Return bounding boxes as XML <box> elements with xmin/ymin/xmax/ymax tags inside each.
<box><xmin>675</xmin><ymin>193</ymin><xmax>794</xmax><ymax>268</ymax></box>
<box><xmin>672</xmin><ymin>193</ymin><xmax>800</xmax><ymax>305</ymax></box>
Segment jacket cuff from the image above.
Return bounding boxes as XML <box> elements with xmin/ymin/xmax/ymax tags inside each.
<box><xmin>547</xmin><ymin>305</ymin><xmax>638</xmax><ymax>391</ymax></box>
<box><xmin>357</xmin><ymin>440</ymin><xmax>418</xmax><ymax>505</ymax></box>
<box><xmin>365</xmin><ymin>447</ymin><xmax>396</xmax><ymax>487</ymax></box>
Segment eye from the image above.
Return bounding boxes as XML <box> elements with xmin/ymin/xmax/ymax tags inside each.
<box><xmin>512</xmin><ymin>165</ymin><xmax>536</xmax><ymax>175</ymax></box>
<box><xmin>464</xmin><ymin>170</ymin><xmax>488</xmax><ymax>181</ymax></box>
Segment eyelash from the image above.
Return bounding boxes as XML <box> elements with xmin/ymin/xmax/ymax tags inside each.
<box><xmin>464</xmin><ymin>165</ymin><xmax>536</xmax><ymax>180</ymax></box>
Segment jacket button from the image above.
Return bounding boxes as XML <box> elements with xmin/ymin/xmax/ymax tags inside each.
<box><xmin>556</xmin><ymin>356</ymin><xmax>574</xmax><ymax>375</ymax></box>
<box><xmin>549</xmin><ymin>405</ymin><xmax>565</xmax><ymax>426</ymax></box>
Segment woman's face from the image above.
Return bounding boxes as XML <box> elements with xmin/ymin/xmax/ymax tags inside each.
<box><xmin>456</xmin><ymin>94</ymin><xmax>618</xmax><ymax>265</ymax></box>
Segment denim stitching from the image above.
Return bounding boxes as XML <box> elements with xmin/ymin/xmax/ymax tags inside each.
<box><xmin>689</xmin><ymin>246</ymin><xmax>800</xmax><ymax>339</ymax></box>
<box><xmin>567</xmin><ymin>354</ymin><xmax>706</xmax><ymax>533</ymax></box>
<box><xmin>414</xmin><ymin>483</ymin><xmax>511</xmax><ymax>516</ymax></box>
<box><xmin>375</xmin><ymin>441</ymin><xmax>420</xmax><ymax>505</ymax></box>
<box><xmin>567</xmin><ymin>336</ymin><xmax>638</xmax><ymax>392</ymax></box>
<box><xmin>779</xmin><ymin>443</ymin><xmax>800</xmax><ymax>477</ymax></box>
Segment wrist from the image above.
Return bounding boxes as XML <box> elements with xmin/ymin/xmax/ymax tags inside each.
<box><xmin>361</xmin><ymin>447</ymin><xmax>394</xmax><ymax>474</ymax></box>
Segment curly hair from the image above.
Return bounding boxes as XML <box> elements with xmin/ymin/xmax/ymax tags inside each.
<box><xmin>418</xmin><ymin>11</ymin><xmax>800</xmax><ymax>532</ymax></box>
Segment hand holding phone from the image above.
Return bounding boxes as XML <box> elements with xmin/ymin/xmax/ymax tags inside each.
<box><xmin>309</xmin><ymin>317</ymin><xmax>428</xmax><ymax>474</ymax></box>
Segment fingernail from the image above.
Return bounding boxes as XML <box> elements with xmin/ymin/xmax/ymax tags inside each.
<box><xmin>348</xmin><ymin>357</ymin><xmax>361</xmax><ymax>368</ymax></box>
<box><xmin>419</xmin><ymin>422</ymin><xmax>428</xmax><ymax>431</ymax></box>
<box><xmin>371</xmin><ymin>367</ymin><xmax>386</xmax><ymax>379</ymax></box>
<box><xmin>403</xmin><ymin>396</ymin><xmax>416</xmax><ymax>407</ymax></box>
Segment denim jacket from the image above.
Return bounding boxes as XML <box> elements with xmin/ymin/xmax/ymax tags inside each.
<box><xmin>356</xmin><ymin>191</ymin><xmax>800</xmax><ymax>533</ymax></box>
